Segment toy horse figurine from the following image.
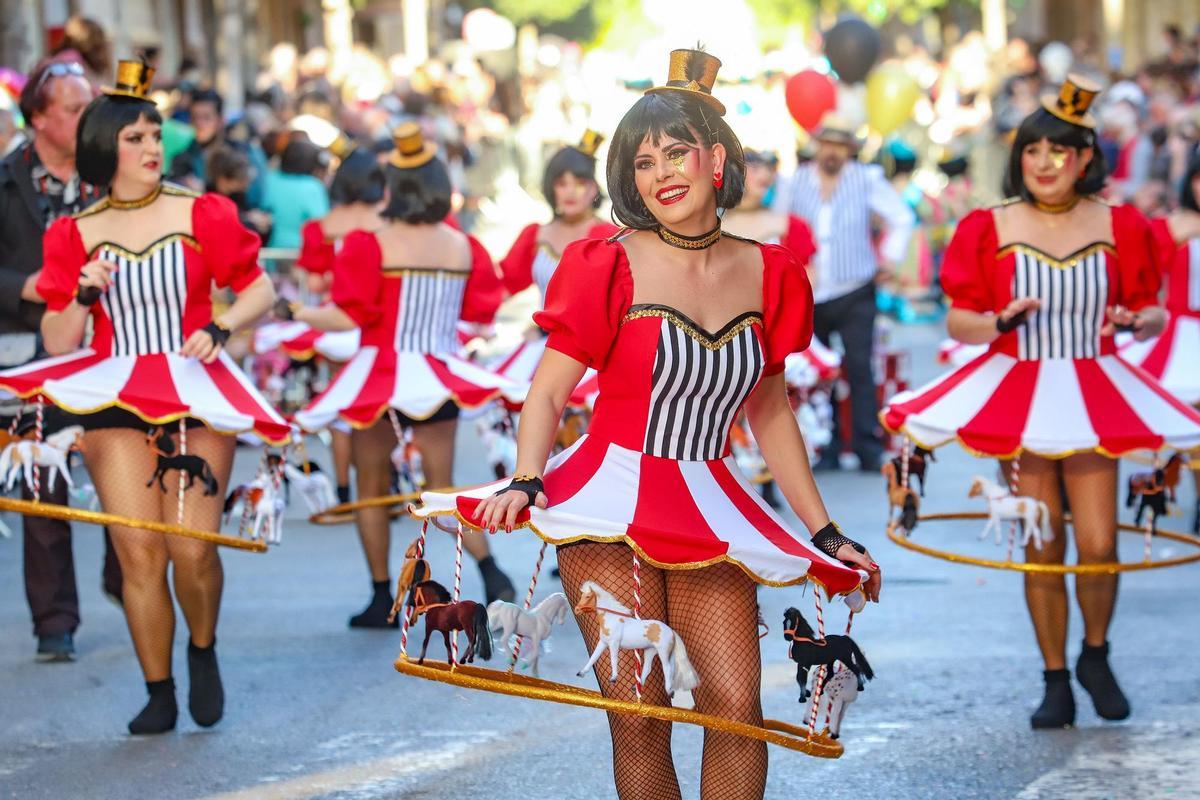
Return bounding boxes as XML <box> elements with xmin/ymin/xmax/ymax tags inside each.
<box><xmin>783</xmin><ymin>607</ymin><xmax>873</xmax><ymax>702</ymax></box>
<box><xmin>407</xmin><ymin>579</ymin><xmax>492</xmax><ymax>665</ymax></box>
<box><xmin>805</xmin><ymin>666</ymin><xmax>860</xmax><ymax>740</ymax></box>
<box><xmin>1127</xmin><ymin>453</ymin><xmax>1184</xmax><ymax>534</ymax></box>
<box><xmin>890</xmin><ymin>446</ymin><xmax>935</xmax><ymax>496</ymax></box>
<box><xmin>388</xmin><ymin>539</ymin><xmax>432</xmax><ymax>623</ymax></box>
<box><xmin>968</xmin><ymin>476</ymin><xmax>1052</xmax><ymax>550</ymax></box>
<box><xmin>223</xmin><ymin>478</ymin><xmax>285</xmax><ymax>544</ymax></box>
<box><xmin>0</xmin><ymin>426</ymin><xmax>83</xmax><ymax>493</ymax></box>
<box><xmin>573</xmin><ymin>582</ymin><xmax>700</xmax><ymax>698</ymax></box>
<box><xmin>487</xmin><ymin>593</ymin><xmax>570</xmax><ymax>676</ymax></box>
<box><xmin>145</xmin><ymin>427</ymin><xmax>219</xmax><ymax>496</ymax></box>
<box><xmin>881</xmin><ymin>461</ymin><xmax>920</xmax><ymax>535</ymax></box>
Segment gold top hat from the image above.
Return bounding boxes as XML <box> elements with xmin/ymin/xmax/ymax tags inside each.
<box><xmin>576</xmin><ymin>129</ymin><xmax>604</xmax><ymax>158</ymax></box>
<box><xmin>645</xmin><ymin>49</ymin><xmax>726</xmax><ymax>116</ymax></box>
<box><xmin>390</xmin><ymin>122</ymin><xmax>438</xmax><ymax>169</ymax></box>
<box><xmin>105</xmin><ymin>59</ymin><xmax>155</xmax><ymax>100</ymax></box>
<box><xmin>814</xmin><ymin>112</ymin><xmax>862</xmax><ymax>148</ymax></box>
<box><xmin>328</xmin><ymin>132</ymin><xmax>357</xmax><ymax>161</ymax></box>
<box><xmin>1042</xmin><ymin>73</ymin><xmax>1101</xmax><ymax>129</ymax></box>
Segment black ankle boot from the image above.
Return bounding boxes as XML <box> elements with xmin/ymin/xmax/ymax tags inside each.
<box><xmin>129</xmin><ymin>678</ymin><xmax>178</xmax><ymax>735</ymax></box>
<box><xmin>1076</xmin><ymin>641</ymin><xmax>1131</xmax><ymax>721</ymax></box>
<box><xmin>336</xmin><ymin>484</ymin><xmax>351</xmax><ymax>505</ymax></box>
<box><xmin>349</xmin><ymin>579</ymin><xmax>399</xmax><ymax>628</ymax></box>
<box><xmin>187</xmin><ymin>639</ymin><xmax>224</xmax><ymax>727</ymax></box>
<box><xmin>1031</xmin><ymin>669</ymin><xmax>1075</xmax><ymax>729</ymax></box>
<box><xmin>477</xmin><ymin>556</ymin><xmax>515</xmax><ymax>604</ymax></box>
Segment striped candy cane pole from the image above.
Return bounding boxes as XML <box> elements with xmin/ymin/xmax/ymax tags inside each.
<box><xmin>450</xmin><ymin>522</ymin><xmax>464</xmax><ymax>666</ymax></box>
<box><xmin>7</xmin><ymin>408</ymin><xmax>21</xmax><ymax>437</ymax></box>
<box><xmin>508</xmin><ymin>541</ymin><xmax>547</xmax><ymax>674</ymax></box>
<box><xmin>900</xmin><ymin>439</ymin><xmax>910</xmax><ymax>489</ymax></box>
<box><xmin>807</xmin><ymin>589</ymin><xmax>828</xmax><ymax>735</ymax></box>
<box><xmin>1006</xmin><ymin>454</ymin><xmax>1022</xmax><ymax>562</ymax></box>
<box><xmin>1144</xmin><ymin>455</ymin><xmax>1158</xmax><ymax>561</ymax></box>
<box><xmin>399</xmin><ymin>522</ymin><xmax>428</xmax><ymax>659</ymax></box>
<box><xmin>177</xmin><ymin>419</ymin><xmax>187</xmax><ymax>526</ymax></box>
<box><xmin>32</xmin><ymin>396</ymin><xmax>44</xmax><ymax>503</ymax></box>
<box><xmin>632</xmin><ymin>550</ymin><xmax>643</xmax><ymax>703</ymax></box>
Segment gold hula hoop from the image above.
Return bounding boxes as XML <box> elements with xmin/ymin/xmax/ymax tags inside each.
<box><xmin>0</xmin><ymin>497</ymin><xmax>267</xmax><ymax>552</ymax></box>
<box><xmin>308</xmin><ymin>485</ymin><xmax>475</xmax><ymax>525</ymax></box>
<box><xmin>887</xmin><ymin>512</ymin><xmax>1200</xmax><ymax>574</ymax></box>
<box><xmin>394</xmin><ymin>656</ymin><xmax>843</xmax><ymax>758</ymax></box>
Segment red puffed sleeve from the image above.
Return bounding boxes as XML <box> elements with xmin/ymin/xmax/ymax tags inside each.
<box><xmin>1112</xmin><ymin>204</ymin><xmax>1160</xmax><ymax>311</ymax></box>
<box><xmin>940</xmin><ymin>208</ymin><xmax>998</xmax><ymax>312</ymax></box>
<box><xmin>586</xmin><ymin>221</ymin><xmax>622</xmax><ymax>240</ymax></box>
<box><xmin>38</xmin><ymin>217</ymin><xmax>88</xmax><ymax>312</ymax></box>
<box><xmin>330</xmin><ymin>230</ymin><xmax>384</xmax><ymax>328</ymax></box>
<box><xmin>760</xmin><ymin>242</ymin><xmax>814</xmax><ymax>376</ymax></box>
<box><xmin>192</xmin><ymin>193</ymin><xmax>263</xmax><ymax>291</ymax></box>
<box><xmin>533</xmin><ymin>238</ymin><xmax>632</xmax><ymax>370</ymax></box>
<box><xmin>296</xmin><ymin>220</ymin><xmax>335</xmax><ymax>274</ymax></box>
<box><xmin>1148</xmin><ymin>217</ymin><xmax>1179</xmax><ymax>277</ymax></box>
<box><xmin>499</xmin><ymin>223</ymin><xmax>539</xmax><ymax>295</ymax></box>
<box><xmin>461</xmin><ymin>233</ymin><xmax>504</xmax><ymax>324</ymax></box>
<box><xmin>782</xmin><ymin>214</ymin><xmax>816</xmax><ymax>267</ymax></box>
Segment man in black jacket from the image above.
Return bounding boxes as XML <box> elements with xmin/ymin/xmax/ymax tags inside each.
<box><xmin>0</xmin><ymin>57</ymin><xmax>119</xmax><ymax>662</ymax></box>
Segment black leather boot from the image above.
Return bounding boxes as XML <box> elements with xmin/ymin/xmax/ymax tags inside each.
<box><xmin>129</xmin><ymin>677</ymin><xmax>178</xmax><ymax>735</ymax></box>
<box><xmin>1076</xmin><ymin>641</ymin><xmax>1131</xmax><ymax>721</ymax></box>
<box><xmin>1031</xmin><ymin>669</ymin><xmax>1075</xmax><ymax>729</ymax></box>
<box><xmin>187</xmin><ymin>639</ymin><xmax>225</xmax><ymax>727</ymax></box>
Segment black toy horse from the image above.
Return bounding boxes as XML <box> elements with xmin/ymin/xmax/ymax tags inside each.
<box><xmin>890</xmin><ymin>446</ymin><xmax>935</xmax><ymax>497</ymax></box>
<box><xmin>1127</xmin><ymin>453</ymin><xmax>1183</xmax><ymax>534</ymax></box>
<box><xmin>783</xmin><ymin>607</ymin><xmax>874</xmax><ymax>702</ymax></box>
<box><xmin>145</xmin><ymin>426</ymin><xmax>219</xmax><ymax>496</ymax></box>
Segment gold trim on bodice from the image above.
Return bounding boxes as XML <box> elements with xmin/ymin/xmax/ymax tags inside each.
<box><xmin>88</xmin><ymin>233</ymin><xmax>200</xmax><ymax>261</ymax></box>
<box><xmin>996</xmin><ymin>242</ymin><xmax>1115</xmax><ymax>270</ymax></box>
<box><xmin>622</xmin><ymin>306</ymin><xmax>762</xmax><ymax>350</ymax></box>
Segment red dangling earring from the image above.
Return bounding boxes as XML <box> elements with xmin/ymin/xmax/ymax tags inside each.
<box><xmin>713</xmin><ymin>172</ymin><xmax>723</xmax><ymax>189</ymax></box>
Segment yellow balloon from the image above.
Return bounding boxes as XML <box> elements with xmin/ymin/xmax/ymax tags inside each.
<box><xmin>866</xmin><ymin>64</ymin><xmax>921</xmax><ymax>136</ymax></box>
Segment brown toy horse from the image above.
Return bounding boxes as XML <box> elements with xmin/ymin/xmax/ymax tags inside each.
<box><xmin>881</xmin><ymin>461</ymin><xmax>920</xmax><ymax>535</ymax></box>
<box><xmin>889</xmin><ymin>446</ymin><xmax>935</xmax><ymax>496</ymax></box>
<box><xmin>1127</xmin><ymin>452</ymin><xmax>1185</xmax><ymax>532</ymax></box>
<box><xmin>387</xmin><ymin>538</ymin><xmax>431</xmax><ymax>624</ymax></box>
<box><xmin>407</xmin><ymin>579</ymin><xmax>492</xmax><ymax>665</ymax></box>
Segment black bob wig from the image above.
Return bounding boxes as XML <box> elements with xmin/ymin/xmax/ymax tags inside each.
<box><xmin>606</xmin><ymin>90</ymin><xmax>744</xmax><ymax>229</ymax></box>
<box><xmin>330</xmin><ymin>148</ymin><xmax>385</xmax><ymax>206</ymax></box>
<box><xmin>76</xmin><ymin>94</ymin><xmax>164</xmax><ymax>188</ymax></box>
<box><xmin>381</xmin><ymin>156</ymin><xmax>452</xmax><ymax>223</ymax></box>
<box><xmin>1179</xmin><ymin>154</ymin><xmax>1200</xmax><ymax>213</ymax></box>
<box><xmin>1002</xmin><ymin>107</ymin><xmax>1107</xmax><ymax>201</ymax></box>
<box><xmin>542</xmin><ymin>146</ymin><xmax>602</xmax><ymax>216</ymax></box>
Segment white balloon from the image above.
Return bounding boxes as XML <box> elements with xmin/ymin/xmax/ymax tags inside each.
<box><xmin>1039</xmin><ymin>41</ymin><xmax>1073</xmax><ymax>84</ymax></box>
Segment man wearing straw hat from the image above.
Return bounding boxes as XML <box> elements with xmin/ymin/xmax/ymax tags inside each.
<box><xmin>775</xmin><ymin>111</ymin><xmax>914</xmax><ymax>472</ymax></box>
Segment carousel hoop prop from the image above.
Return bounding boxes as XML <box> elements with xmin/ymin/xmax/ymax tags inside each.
<box><xmin>0</xmin><ymin>497</ymin><xmax>268</xmax><ymax>552</ymax></box>
<box><xmin>392</xmin><ymin>656</ymin><xmax>844</xmax><ymax>758</ymax></box>
<box><xmin>886</xmin><ymin>512</ymin><xmax>1200</xmax><ymax>574</ymax></box>
<box><xmin>307</xmin><ymin>486</ymin><xmax>477</xmax><ymax>525</ymax></box>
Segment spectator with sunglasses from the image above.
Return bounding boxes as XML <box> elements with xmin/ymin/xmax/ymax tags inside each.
<box><xmin>0</xmin><ymin>55</ymin><xmax>119</xmax><ymax>664</ymax></box>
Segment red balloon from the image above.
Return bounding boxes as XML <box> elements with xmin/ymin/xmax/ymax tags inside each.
<box><xmin>785</xmin><ymin>70</ymin><xmax>837</xmax><ymax>133</ymax></box>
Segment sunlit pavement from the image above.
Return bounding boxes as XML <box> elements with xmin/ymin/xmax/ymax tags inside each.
<box><xmin>3</xmin><ymin>321</ymin><xmax>1198</xmax><ymax>800</ymax></box>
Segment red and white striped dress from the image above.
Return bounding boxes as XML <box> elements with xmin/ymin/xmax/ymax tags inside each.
<box><xmin>883</xmin><ymin>204</ymin><xmax>1200</xmax><ymax>457</ymax></box>
<box><xmin>1118</xmin><ymin>218</ymin><xmax>1200</xmax><ymax>405</ymax></box>
<box><xmin>414</xmin><ymin>236</ymin><xmax>864</xmax><ymax>593</ymax></box>
<box><xmin>0</xmin><ymin>191</ymin><xmax>290</xmax><ymax>444</ymax></box>
<box><xmin>294</xmin><ymin>228</ymin><xmax>526</xmax><ymax>430</ymax></box>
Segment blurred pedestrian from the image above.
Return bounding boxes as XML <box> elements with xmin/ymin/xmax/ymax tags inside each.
<box><xmin>261</xmin><ymin>138</ymin><xmax>330</xmax><ymax>249</ymax></box>
<box><xmin>0</xmin><ymin>56</ymin><xmax>117</xmax><ymax>663</ymax></box>
<box><xmin>776</xmin><ymin>112</ymin><xmax>914</xmax><ymax>471</ymax></box>
<box><xmin>51</xmin><ymin>16</ymin><xmax>112</xmax><ymax>88</ymax></box>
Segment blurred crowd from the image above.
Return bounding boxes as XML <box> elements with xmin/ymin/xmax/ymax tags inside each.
<box><xmin>1</xmin><ymin>14</ymin><xmax>1199</xmax><ymax>304</ymax></box>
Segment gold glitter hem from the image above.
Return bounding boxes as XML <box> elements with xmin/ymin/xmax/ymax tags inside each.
<box><xmin>622</xmin><ymin>308</ymin><xmax>763</xmax><ymax>351</ymax></box>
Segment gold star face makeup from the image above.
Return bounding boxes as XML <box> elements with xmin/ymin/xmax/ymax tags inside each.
<box><xmin>1049</xmin><ymin>150</ymin><xmax>1068</xmax><ymax>170</ymax></box>
<box><xmin>669</xmin><ymin>150</ymin><xmax>688</xmax><ymax>175</ymax></box>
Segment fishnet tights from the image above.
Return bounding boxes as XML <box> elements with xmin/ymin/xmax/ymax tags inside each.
<box><xmin>558</xmin><ymin>541</ymin><xmax>768</xmax><ymax>800</ymax></box>
<box><xmin>1003</xmin><ymin>452</ymin><xmax>1119</xmax><ymax>671</ymax></box>
<box><xmin>84</xmin><ymin>426</ymin><xmax>232</xmax><ymax>682</ymax></box>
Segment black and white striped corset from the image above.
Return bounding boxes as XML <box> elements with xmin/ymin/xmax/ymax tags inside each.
<box><xmin>531</xmin><ymin>246</ymin><xmax>559</xmax><ymax>297</ymax></box>
<box><xmin>96</xmin><ymin>237</ymin><xmax>190</xmax><ymax>356</ymax></box>
<box><xmin>1007</xmin><ymin>243</ymin><xmax>1112</xmax><ymax>360</ymax></box>
<box><xmin>390</xmin><ymin>268</ymin><xmax>468</xmax><ymax>353</ymax></box>
<box><xmin>636</xmin><ymin>305</ymin><xmax>765</xmax><ymax>461</ymax></box>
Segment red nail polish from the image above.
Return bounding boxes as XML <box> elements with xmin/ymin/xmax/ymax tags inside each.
<box><xmin>870</xmin><ymin>562</ymin><xmax>879</xmax><ymax>570</ymax></box>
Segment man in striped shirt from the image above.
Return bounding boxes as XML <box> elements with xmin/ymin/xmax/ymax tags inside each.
<box><xmin>775</xmin><ymin>113</ymin><xmax>914</xmax><ymax>471</ymax></box>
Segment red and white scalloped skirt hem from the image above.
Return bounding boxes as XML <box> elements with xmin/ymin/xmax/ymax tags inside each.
<box><xmin>295</xmin><ymin>346</ymin><xmax>529</xmax><ymax>431</ymax></box>
<box><xmin>936</xmin><ymin>338</ymin><xmax>988</xmax><ymax>369</ymax></box>
<box><xmin>495</xmin><ymin>335</ymin><xmax>598</xmax><ymax>408</ymax></box>
<box><xmin>0</xmin><ymin>349</ymin><xmax>291</xmax><ymax>444</ymax></box>
<box><xmin>413</xmin><ymin>434</ymin><xmax>864</xmax><ymax>593</ymax></box>
<box><xmin>784</xmin><ymin>340</ymin><xmax>842</xmax><ymax>388</ymax></box>
<box><xmin>254</xmin><ymin>321</ymin><xmax>361</xmax><ymax>363</ymax></box>
<box><xmin>1117</xmin><ymin>313</ymin><xmax>1200</xmax><ymax>406</ymax></box>
<box><xmin>882</xmin><ymin>350</ymin><xmax>1200</xmax><ymax>458</ymax></box>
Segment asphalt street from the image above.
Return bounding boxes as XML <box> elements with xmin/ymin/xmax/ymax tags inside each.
<box><xmin>3</xmin><ymin>323</ymin><xmax>1199</xmax><ymax>800</ymax></box>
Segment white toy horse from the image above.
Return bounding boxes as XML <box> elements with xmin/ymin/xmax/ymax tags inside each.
<box><xmin>0</xmin><ymin>426</ymin><xmax>83</xmax><ymax>493</ymax></box>
<box><xmin>806</xmin><ymin>667</ymin><xmax>860</xmax><ymax>740</ymax></box>
<box><xmin>487</xmin><ymin>592</ymin><xmax>570</xmax><ymax>676</ymax></box>
<box><xmin>968</xmin><ymin>476</ymin><xmax>1053</xmax><ymax>550</ymax></box>
<box><xmin>282</xmin><ymin>462</ymin><xmax>336</xmax><ymax>514</ymax></box>
<box><xmin>390</xmin><ymin>430</ymin><xmax>425</xmax><ymax>495</ymax></box>
<box><xmin>224</xmin><ymin>478</ymin><xmax>285</xmax><ymax>544</ymax></box>
<box><xmin>574</xmin><ymin>581</ymin><xmax>700</xmax><ymax>697</ymax></box>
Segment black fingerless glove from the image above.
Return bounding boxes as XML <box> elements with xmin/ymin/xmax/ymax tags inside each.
<box><xmin>496</xmin><ymin>474</ymin><xmax>544</xmax><ymax>506</ymax></box>
<box><xmin>273</xmin><ymin>297</ymin><xmax>297</xmax><ymax>321</ymax></box>
<box><xmin>812</xmin><ymin>522</ymin><xmax>865</xmax><ymax>563</ymax></box>
<box><xmin>995</xmin><ymin>309</ymin><xmax>1029</xmax><ymax>334</ymax></box>
<box><xmin>75</xmin><ymin>283</ymin><xmax>102</xmax><ymax>306</ymax></box>
<box><xmin>1113</xmin><ymin>318</ymin><xmax>1139</xmax><ymax>333</ymax></box>
<box><xmin>203</xmin><ymin>320</ymin><xmax>231</xmax><ymax>347</ymax></box>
